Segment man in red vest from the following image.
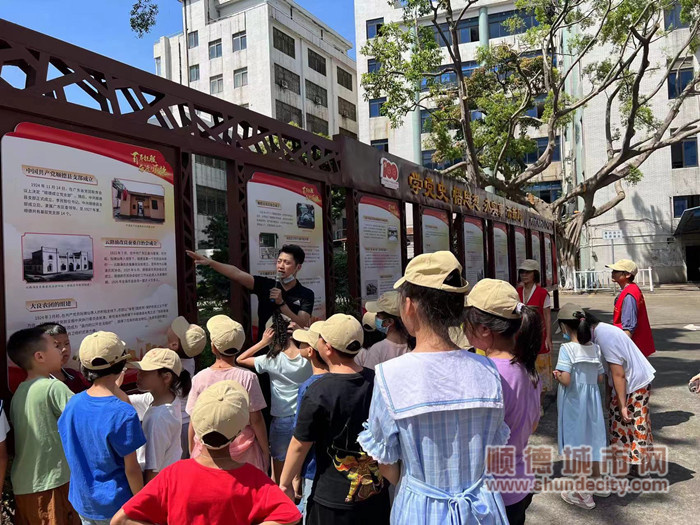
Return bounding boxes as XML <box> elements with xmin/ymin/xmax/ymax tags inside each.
<box><xmin>607</xmin><ymin>259</ymin><xmax>656</xmax><ymax>356</ymax></box>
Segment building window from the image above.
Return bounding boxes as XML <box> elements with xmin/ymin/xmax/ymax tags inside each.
<box><xmin>673</xmin><ymin>195</ymin><xmax>700</xmax><ymax>217</ymax></box>
<box><xmin>525</xmin><ymin>94</ymin><xmax>546</xmax><ymax>118</ymax></box>
<box><xmin>209</xmin><ymin>74</ymin><xmax>223</xmax><ymax>94</ymax></box>
<box><xmin>338</xmin><ymin>97</ymin><xmax>357</xmax><ymax>121</ymax></box>
<box><xmin>433</xmin><ymin>24</ymin><xmax>453</xmax><ymax>47</ymax></box>
<box><xmin>208</xmin><ymin>39</ymin><xmax>222</xmax><ymax>59</ymax></box>
<box><xmin>527</xmin><ymin>181</ymin><xmax>562</xmax><ymax>204</ymax></box>
<box><xmin>308</xmin><ymin>49</ymin><xmax>327</xmax><ymax>76</ymax></box>
<box><xmin>234</xmin><ymin>67</ymin><xmax>248</xmax><ymax>88</ymax></box>
<box><xmin>306</xmin><ymin>113</ymin><xmax>328</xmax><ymax>136</ymax></box>
<box><xmin>274</xmin><ymin>64</ymin><xmax>301</xmax><ymax>94</ymax></box>
<box><xmin>275</xmin><ymin>100</ymin><xmax>303</xmax><ymax>127</ymax></box>
<box><xmin>665</xmin><ymin>4</ymin><xmax>689</xmax><ymax>30</ymax></box>
<box><xmin>371</xmin><ymin>139</ymin><xmax>389</xmax><ymax>152</ymax></box>
<box><xmin>187</xmin><ymin>30</ymin><xmax>198</xmax><ymax>49</ymax></box>
<box><xmin>432</xmin><ymin>19</ymin><xmax>479</xmax><ymax>47</ymax></box>
<box><xmin>194</xmin><ymin>155</ymin><xmax>226</xmax><ymax>169</ymax></box>
<box><xmin>421</xmin><ymin>150</ymin><xmax>457</xmax><ymax>170</ymax></box>
<box><xmin>155</xmin><ymin>57</ymin><xmax>162</xmax><ymax>76</ymax></box>
<box><xmin>305</xmin><ymin>80</ymin><xmax>328</xmax><ymax>107</ymax></box>
<box><xmin>196</xmin><ymin>185</ymin><xmax>227</xmax><ymax>216</ymax></box>
<box><xmin>525</xmin><ymin>137</ymin><xmax>561</xmax><ymax>164</ymax></box>
<box><xmin>458</xmin><ymin>17</ymin><xmax>479</xmax><ymax>43</ymax></box>
<box><xmin>189</xmin><ymin>64</ymin><xmax>200</xmax><ymax>82</ymax></box>
<box><xmin>273</xmin><ymin>27</ymin><xmax>295</xmax><ymax>58</ymax></box>
<box><xmin>420</xmin><ymin>109</ymin><xmax>432</xmax><ymax>133</ymax></box>
<box><xmin>421</xmin><ymin>150</ymin><xmax>433</xmax><ymax>168</ymax></box>
<box><xmin>668</xmin><ymin>68</ymin><xmax>694</xmax><ymax>99</ymax></box>
<box><xmin>421</xmin><ymin>62</ymin><xmax>477</xmax><ymax>91</ymax></box>
<box><xmin>337</xmin><ymin>67</ymin><xmax>353</xmax><ymax>90</ymax></box>
<box><xmin>232</xmin><ymin>31</ymin><xmax>247</xmax><ymax>52</ymax></box>
<box><xmin>369</xmin><ymin>97</ymin><xmax>387</xmax><ymax>118</ymax></box>
<box><xmin>366</xmin><ymin>18</ymin><xmax>384</xmax><ymax>39</ymax></box>
<box><xmin>151</xmin><ymin>199</ymin><xmax>159</xmax><ymax>210</ymax></box>
<box><xmin>671</xmin><ymin>136</ymin><xmax>698</xmax><ymax>168</ymax></box>
<box><xmin>488</xmin><ymin>10</ymin><xmax>538</xmax><ymax>39</ymax></box>
<box><xmin>367</xmin><ymin>59</ymin><xmax>381</xmax><ymax>74</ymax></box>
<box><xmin>339</xmin><ymin>127</ymin><xmax>357</xmax><ymax>139</ymax></box>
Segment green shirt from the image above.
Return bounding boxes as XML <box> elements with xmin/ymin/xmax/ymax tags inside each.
<box><xmin>10</xmin><ymin>377</ymin><xmax>73</xmax><ymax>494</ymax></box>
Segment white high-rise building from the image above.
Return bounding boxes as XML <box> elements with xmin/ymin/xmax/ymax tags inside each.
<box><xmin>355</xmin><ymin>1</ymin><xmax>700</xmax><ymax>283</ymax></box>
<box><xmin>153</xmin><ymin>0</ymin><xmax>359</xmax><ymax>247</ymax></box>
<box><xmin>574</xmin><ymin>5</ymin><xmax>700</xmax><ymax>283</ymax></box>
<box><xmin>353</xmin><ymin>0</ymin><xmax>563</xmax><ymax>204</ymax></box>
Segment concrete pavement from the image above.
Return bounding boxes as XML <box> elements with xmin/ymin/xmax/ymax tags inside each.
<box><xmin>526</xmin><ymin>287</ymin><xmax>700</xmax><ymax>524</ymax></box>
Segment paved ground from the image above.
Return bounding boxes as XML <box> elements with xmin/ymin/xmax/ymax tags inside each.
<box><xmin>527</xmin><ymin>286</ymin><xmax>700</xmax><ymax>524</ymax></box>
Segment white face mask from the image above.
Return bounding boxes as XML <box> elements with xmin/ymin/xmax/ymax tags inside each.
<box><xmin>281</xmin><ymin>274</ymin><xmax>295</xmax><ymax>285</ymax></box>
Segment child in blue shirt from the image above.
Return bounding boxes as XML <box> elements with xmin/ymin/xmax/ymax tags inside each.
<box><xmin>58</xmin><ymin>331</ymin><xmax>146</xmax><ymax>523</ymax></box>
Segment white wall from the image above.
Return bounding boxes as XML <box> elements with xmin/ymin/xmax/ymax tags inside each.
<box><xmin>577</xmin><ymin>25</ymin><xmax>700</xmax><ymax>283</ymax></box>
<box><xmin>153</xmin><ymin>0</ymin><xmax>358</xmax><ymax>136</ymax></box>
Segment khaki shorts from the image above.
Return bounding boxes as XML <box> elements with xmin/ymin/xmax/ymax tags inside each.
<box><xmin>14</xmin><ymin>482</ymin><xmax>81</xmax><ymax>525</ymax></box>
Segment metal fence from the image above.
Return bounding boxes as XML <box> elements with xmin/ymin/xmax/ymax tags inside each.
<box><xmin>573</xmin><ymin>269</ymin><xmax>654</xmax><ymax>293</ymax></box>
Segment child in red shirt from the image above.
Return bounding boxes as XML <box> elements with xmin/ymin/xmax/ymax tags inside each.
<box><xmin>111</xmin><ymin>380</ymin><xmax>300</xmax><ymax>525</ymax></box>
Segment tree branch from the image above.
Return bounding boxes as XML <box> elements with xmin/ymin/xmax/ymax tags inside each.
<box><xmin>591</xmin><ymin>180</ymin><xmax>626</xmax><ymax>219</ymax></box>
<box><xmin>618</xmin><ymin>24</ymin><xmax>656</xmax><ymax>155</ymax></box>
<box><xmin>639</xmin><ymin>19</ymin><xmax>700</xmax><ymax>105</ymax></box>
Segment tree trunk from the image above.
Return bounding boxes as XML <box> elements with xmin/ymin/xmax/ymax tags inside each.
<box><xmin>557</xmin><ymin>212</ymin><xmax>586</xmax><ymax>290</ymax></box>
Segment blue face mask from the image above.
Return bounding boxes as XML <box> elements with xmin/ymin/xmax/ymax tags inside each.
<box><xmin>375</xmin><ymin>319</ymin><xmax>389</xmax><ymax>334</ymax></box>
<box><xmin>562</xmin><ymin>332</ymin><xmax>571</xmax><ymax>341</ymax></box>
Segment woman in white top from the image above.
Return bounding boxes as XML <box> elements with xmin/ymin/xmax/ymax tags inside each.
<box><xmin>586</xmin><ymin>308</ymin><xmax>656</xmax><ymax>474</ymax></box>
<box><xmin>237</xmin><ymin>315</ymin><xmax>311</xmax><ymax>484</ymax></box>
<box><xmin>355</xmin><ymin>291</ymin><xmax>412</xmax><ymax>370</ymax></box>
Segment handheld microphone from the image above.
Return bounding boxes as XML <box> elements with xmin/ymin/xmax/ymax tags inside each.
<box><xmin>271</xmin><ymin>271</ymin><xmax>283</xmax><ymax>303</ymax></box>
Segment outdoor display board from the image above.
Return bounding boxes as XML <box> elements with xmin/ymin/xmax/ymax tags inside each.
<box><xmin>515</xmin><ymin>227</ymin><xmax>527</xmax><ymax>266</ymax></box>
<box><xmin>531</xmin><ymin>231</ymin><xmax>541</xmax><ymax>265</ymax></box>
<box><xmin>493</xmin><ymin>223</ymin><xmax>510</xmax><ymax>281</ymax></box>
<box><xmin>358</xmin><ymin>196</ymin><xmax>402</xmax><ymax>303</ymax></box>
<box><xmin>422</xmin><ymin>208</ymin><xmax>450</xmax><ymax>253</ymax></box>
<box><xmin>246</xmin><ymin>172</ymin><xmax>325</xmax><ymax>334</ymax></box>
<box><xmin>1</xmin><ymin>123</ymin><xmax>178</xmax><ymax>381</ymax></box>
<box><xmin>463</xmin><ymin>217</ymin><xmax>485</xmax><ymax>286</ymax></box>
<box><xmin>545</xmin><ymin>234</ymin><xmax>554</xmax><ymax>285</ymax></box>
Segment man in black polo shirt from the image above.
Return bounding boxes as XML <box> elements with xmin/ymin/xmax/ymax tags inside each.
<box><xmin>186</xmin><ymin>244</ymin><xmax>314</xmax><ymax>333</ymax></box>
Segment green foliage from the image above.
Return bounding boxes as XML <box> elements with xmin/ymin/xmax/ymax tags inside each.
<box><xmin>331</xmin><ymin>249</ymin><xmax>359</xmax><ymax>315</ymax></box>
<box><xmin>331</xmin><ymin>187</ymin><xmax>346</xmax><ymax>222</ymax></box>
<box><xmin>362</xmin><ymin>0</ymin><xmax>700</xmax><ymax>208</ymax></box>
<box><xmin>196</xmin><ymin>214</ymin><xmax>231</xmax><ymax>306</ymax></box>
<box><xmin>362</xmin><ymin>22</ymin><xmax>442</xmax><ymax>128</ymax></box>
<box><xmin>130</xmin><ymin>0</ymin><xmax>159</xmax><ymax>38</ymax></box>
<box><xmin>361</xmin><ymin>1</ymin><xmax>571</xmax><ymax>183</ymax></box>
<box><xmin>626</xmin><ymin>165</ymin><xmax>644</xmax><ymax>185</ymax></box>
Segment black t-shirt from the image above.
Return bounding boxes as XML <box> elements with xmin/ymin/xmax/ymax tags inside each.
<box><xmin>253</xmin><ymin>276</ymin><xmax>314</xmax><ymax>335</ymax></box>
<box><xmin>294</xmin><ymin>368</ymin><xmax>389</xmax><ymax>511</ymax></box>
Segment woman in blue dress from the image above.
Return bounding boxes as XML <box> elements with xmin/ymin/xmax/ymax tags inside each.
<box><xmin>358</xmin><ymin>252</ymin><xmax>520</xmax><ymax>525</ymax></box>
<box><xmin>553</xmin><ymin>303</ymin><xmax>607</xmax><ymax>510</ymax></box>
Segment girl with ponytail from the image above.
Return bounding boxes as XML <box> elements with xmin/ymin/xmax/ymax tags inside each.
<box><xmin>127</xmin><ymin>348</ymin><xmax>192</xmax><ymax>483</ymax></box>
<box><xmin>553</xmin><ymin>303</ymin><xmax>607</xmax><ymax>510</ymax></box>
<box><xmin>464</xmin><ymin>279</ymin><xmax>542</xmax><ymax>525</ymax></box>
<box><xmin>237</xmin><ymin>315</ymin><xmax>311</xmax><ymax>485</ymax></box>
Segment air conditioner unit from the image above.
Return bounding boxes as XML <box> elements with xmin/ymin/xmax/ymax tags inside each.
<box><xmin>314</xmin><ymin>96</ymin><xmax>322</xmax><ymax>105</ymax></box>
<box><xmin>279</xmin><ymin>79</ymin><xmax>289</xmax><ymax>89</ymax></box>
